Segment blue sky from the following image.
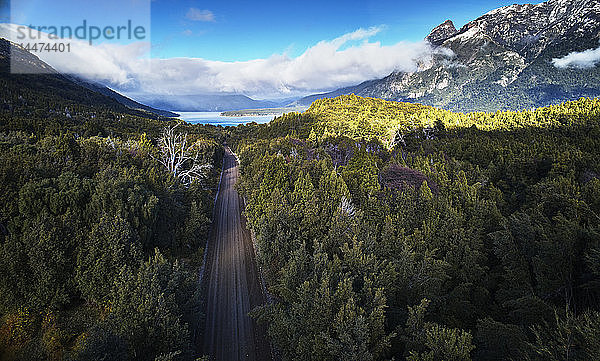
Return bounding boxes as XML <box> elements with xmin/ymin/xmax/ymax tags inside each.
<box><xmin>2</xmin><ymin>0</ymin><xmax>545</xmax><ymax>98</ymax></box>
<box><xmin>4</xmin><ymin>0</ymin><xmax>537</xmax><ymax>61</ymax></box>
<box><xmin>149</xmin><ymin>0</ymin><xmax>532</xmax><ymax>61</ymax></box>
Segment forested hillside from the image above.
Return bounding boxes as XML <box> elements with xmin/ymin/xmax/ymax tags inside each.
<box><xmin>230</xmin><ymin>95</ymin><xmax>600</xmax><ymax>360</ymax></box>
<box><xmin>0</xmin><ymin>51</ymin><xmax>226</xmax><ymax>359</ymax></box>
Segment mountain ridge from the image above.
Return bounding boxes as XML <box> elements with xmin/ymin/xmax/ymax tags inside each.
<box><xmin>425</xmin><ymin>20</ymin><xmax>458</xmax><ymax>45</ymax></box>
<box><xmin>132</xmin><ymin>93</ymin><xmax>293</xmax><ymax>112</ymax></box>
<box><xmin>297</xmin><ymin>0</ymin><xmax>600</xmax><ymax>112</ymax></box>
<box><xmin>0</xmin><ymin>38</ymin><xmax>178</xmax><ymax>118</ymax></box>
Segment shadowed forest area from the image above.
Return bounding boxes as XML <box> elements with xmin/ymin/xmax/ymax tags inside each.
<box><xmin>0</xmin><ymin>70</ymin><xmax>226</xmax><ymax>360</ymax></box>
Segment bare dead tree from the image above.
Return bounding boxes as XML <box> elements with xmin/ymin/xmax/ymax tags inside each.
<box><xmin>155</xmin><ymin>124</ymin><xmax>212</xmax><ymax>187</ymax></box>
<box><xmin>338</xmin><ymin>196</ymin><xmax>356</xmax><ymax>219</ymax></box>
<box><xmin>388</xmin><ymin>127</ymin><xmax>406</xmax><ymax>149</ymax></box>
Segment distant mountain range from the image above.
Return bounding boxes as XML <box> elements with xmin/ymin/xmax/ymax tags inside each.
<box><xmin>3</xmin><ymin>0</ymin><xmax>599</xmax><ymax>115</ymax></box>
<box><xmin>71</xmin><ymin>79</ymin><xmax>179</xmax><ymax>118</ymax></box>
<box><xmin>1</xmin><ymin>36</ymin><xmax>297</xmax><ymax>114</ymax></box>
<box><xmin>297</xmin><ymin>0</ymin><xmax>600</xmax><ymax>112</ymax></box>
<box><xmin>132</xmin><ymin>94</ymin><xmax>296</xmax><ymax>113</ymax></box>
<box><xmin>0</xmin><ymin>38</ymin><xmax>178</xmax><ymax>118</ymax></box>
<box><xmin>290</xmin><ymin>79</ymin><xmax>380</xmax><ymax>107</ymax></box>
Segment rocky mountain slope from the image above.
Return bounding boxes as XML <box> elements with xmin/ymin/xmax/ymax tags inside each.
<box><xmin>0</xmin><ymin>38</ymin><xmax>178</xmax><ymax>117</ymax></box>
<box><xmin>301</xmin><ymin>0</ymin><xmax>600</xmax><ymax>112</ymax></box>
<box><xmin>71</xmin><ymin>79</ymin><xmax>179</xmax><ymax>117</ymax></box>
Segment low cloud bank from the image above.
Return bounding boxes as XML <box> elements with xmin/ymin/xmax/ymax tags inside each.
<box><xmin>552</xmin><ymin>45</ymin><xmax>600</xmax><ymax>69</ymax></box>
<box><xmin>1</xmin><ymin>24</ymin><xmax>449</xmax><ymax>98</ymax></box>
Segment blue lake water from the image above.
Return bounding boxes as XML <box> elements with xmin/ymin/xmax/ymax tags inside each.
<box><xmin>176</xmin><ymin>112</ymin><xmax>276</xmax><ymax>127</ymax></box>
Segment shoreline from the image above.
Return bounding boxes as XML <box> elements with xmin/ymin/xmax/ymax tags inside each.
<box><xmin>220</xmin><ymin>106</ymin><xmax>307</xmax><ymax>117</ymax></box>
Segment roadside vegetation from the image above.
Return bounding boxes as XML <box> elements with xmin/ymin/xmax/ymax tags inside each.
<box><xmin>0</xmin><ymin>88</ymin><xmax>225</xmax><ymax>360</ymax></box>
<box><xmin>230</xmin><ymin>95</ymin><xmax>600</xmax><ymax>360</ymax></box>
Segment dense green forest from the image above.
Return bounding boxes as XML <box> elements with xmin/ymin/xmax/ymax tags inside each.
<box><xmin>0</xmin><ymin>70</ymin><xmax>226</xmax><ymax>360</ymax></box>
<box><xmin>2</xmin><ymin>63</ymin><xmax>600</xmax><ymax>361</ymax></box>
<box><xmin>229</xmin><ymin>95</ymin><xmax>600</xmax><ymax>360</ymax></box>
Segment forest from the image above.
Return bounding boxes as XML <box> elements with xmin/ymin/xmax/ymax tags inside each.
<box><xmin>229</xmin><ymin>95</ymin><xmax>600</xmax><ymax>360</ymax></box>
<box><xmin>2</xmin><ymin>72</ymin><xmax>600</xmax><ymax>360</ymax></box>
<box><xmin>0</xmin><ymin>71</ymin><xmax>225</xmax><ymax>360</ymax></box>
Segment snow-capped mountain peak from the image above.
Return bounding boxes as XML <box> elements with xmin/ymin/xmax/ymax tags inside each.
<box><xmin>302</xmin><ymin>0</ymin><xmax>600</xmax><ymax>112</ymax></box>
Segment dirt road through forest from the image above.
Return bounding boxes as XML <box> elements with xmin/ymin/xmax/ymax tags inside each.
<box><xmin>202</xmin><ymin>147</ymin><xmax>271</xmax><ymax>361</ymax></box>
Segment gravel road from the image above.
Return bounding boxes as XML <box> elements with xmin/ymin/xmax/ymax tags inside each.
<box><xmin>202</xmin><ymin>147</ymin><xmax>271</xmax><ymax>361</ymax></box>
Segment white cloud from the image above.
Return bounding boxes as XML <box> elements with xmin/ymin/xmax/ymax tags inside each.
<box><xmin>552</xmin><ymin>45</ymin><xmax>600</xmax><ymax>69</ymax></box>
<box><xmin>0</xmin><ymin>23</ymin><xmax>149</xmax><ymax>87</ymax></box>
<box><xmin>137</xmin><ymin>27</ymin><xmax>440</xmax><ymax>98</ymax></box>
<box><xmin>185</xmin><ymin>8</ymin><xmax>215</xmax><ymax>22</ymax></box>
<box><xmin>1</xmin><ymin>24</ymin><xmax>447</xmax><ymax>98</ymax></box>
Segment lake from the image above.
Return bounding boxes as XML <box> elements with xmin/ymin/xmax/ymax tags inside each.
<box><xmin>176</xmin><ymin>112</ymin><xmax>276</xmax><ymax>127</ymax></box>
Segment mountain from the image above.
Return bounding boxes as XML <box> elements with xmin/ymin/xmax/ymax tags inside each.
<box><xmin>300</xmin><ymin>0</ymin><xmax>600</xmax><ymax>112</ymax></box>
<box><xmin>425</xmin><ymin>20</ymin><xmax>459</xmax><ymax>45</ymax></box>
<box><xmin>0</xmin><ymin>38</ymin><xmax>178</xmax><ymax>118</ymax></box>
<box><xmin>69</xmin><ymin>78</ymin><xmax>179</xmax><ymax>117</ymax></box>
<box><xmin>291</xmin><ymin>79</ymin><xmax>380</xmax><ymax>107</ymax></box>
<box><xmin>133</xmin><ymin>94</ymin><xmax>296</xmax><ymax>112</ymax></box>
